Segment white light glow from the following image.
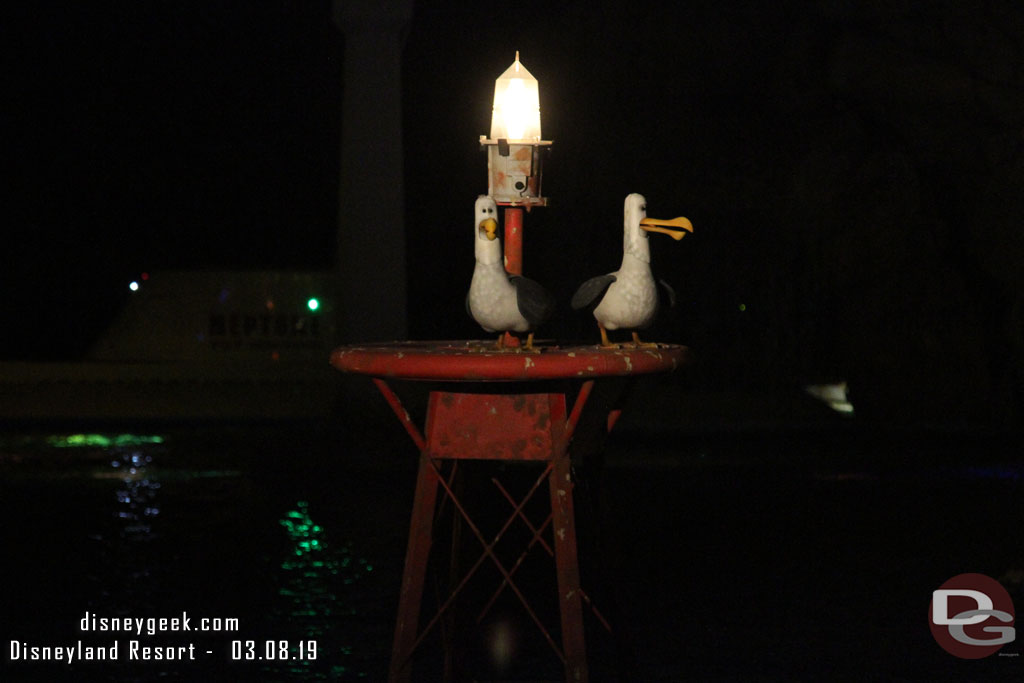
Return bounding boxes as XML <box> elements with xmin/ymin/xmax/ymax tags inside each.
<box><xmin>489</xmin><ymin>53</ymin><xmax>541</xmax><ymax>141</ymax></box>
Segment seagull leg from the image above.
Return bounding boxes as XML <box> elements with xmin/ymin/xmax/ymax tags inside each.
<box><xmin>599</xmin><ymin>324</ymin><xmax>614</xmax><ymax>348</ymax></box>
<box><xmin>524</xmin><ymin>332</ymin><xmax>539</xmax><ymax>352</ymax></box>
<box><xmin>631</xmin><ymin>331</ymin><xmax>658</xmax><ymax>348</ymax></box>
<box><xmin>495</xmin><ymin>334</ymin><xmax>506</xmax><ymax>350</ymax></box>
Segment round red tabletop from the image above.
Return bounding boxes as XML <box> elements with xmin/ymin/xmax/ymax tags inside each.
<box><xmin>330</xmin><ymin>340</ymin><xmax>690</xmax><ymax>382</ymax></box>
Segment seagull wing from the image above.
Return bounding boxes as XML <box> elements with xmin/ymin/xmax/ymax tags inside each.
<box><xmin>510</xmin><ymin>275</ymin><xmax>556</xmax><ymax>328</ymax></box>
<box><xmin>571</xmin><ymin>274</ymin><xmax>616</xmax><ymax>310</ymax></box>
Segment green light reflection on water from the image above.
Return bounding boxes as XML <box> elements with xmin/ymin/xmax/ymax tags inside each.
<box><xmin>269</xmin><ymin>500</ymin><xmax>375</xmax><ymax>680</ymax></box>
<box><xmin>46</xmin><ymin>433</ymin><xmax>166</xmax><ymax>449</ymax></box>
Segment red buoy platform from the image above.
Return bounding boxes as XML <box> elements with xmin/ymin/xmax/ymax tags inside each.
<box><xmin>331</xmin><ymin>340</ymin><xmax>689</xmax><ymax>682</ymax></box>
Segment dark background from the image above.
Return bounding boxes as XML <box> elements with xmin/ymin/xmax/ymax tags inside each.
<box><xmin>5</xmin><ymin>0</ymin><xmax>1024</xmax><ymax>430</ymax></box>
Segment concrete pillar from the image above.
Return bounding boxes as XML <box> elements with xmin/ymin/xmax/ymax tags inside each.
<box><xmin>333</xmin><ymin>0</ymin><xmax>413</xmax><ymax>342</ymax></box>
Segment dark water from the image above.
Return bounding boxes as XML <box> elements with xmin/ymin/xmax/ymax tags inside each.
<box><xmin>1</xmin><ymin>421</ymin><xmax>1022</xmax><ymax>681</ymax></box>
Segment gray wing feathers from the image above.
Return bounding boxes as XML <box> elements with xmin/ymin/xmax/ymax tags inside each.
<box><xmin>510</xmin><ymin>275</ymin><xmax>556</xmax><ymax>328</ymax></box>
<box><xmin>571</xmin><ymin>274</ymin><xmax>616</xmax><ymax>310</ymax></box>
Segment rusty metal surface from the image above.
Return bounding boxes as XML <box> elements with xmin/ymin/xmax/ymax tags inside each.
<box><xmin>425</xmin><ymin>391</ymin><xmax>563</xmax><ymax>461</ymax></box>
<box><xmin>504</xmin><ymin>207</ymin><xmax>523</xmax><ymax>276</ymax></box>
<box><xmin>331</xmin><ymin>340</ymin><xmax>689</xmax><ymax>382</ymax></box>
<box><xmin>480</xmin><ymin>139</ymin><xmax>551</xmax><ymax>206</ymax></box>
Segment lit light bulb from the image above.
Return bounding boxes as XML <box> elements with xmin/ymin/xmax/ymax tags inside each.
<box><xmin>489</xmin><ymin>52</ymin><xmax>541</xmax><ymax>141</ymax></box>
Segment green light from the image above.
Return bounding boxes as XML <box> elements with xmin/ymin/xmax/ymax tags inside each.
<box><xmin>738</xmin><ymin>303</ymin><xmax>747</xmax><ymax>312</ymax></box>
<box><xmin>47</xmin><ymin>433</ymin><xmax>165</xmax><ymax>449</ymax></box>
<box><xmin>306</xmin><ymin>297</ymin><xmax>320</xmax><ymax>312</ymax></box>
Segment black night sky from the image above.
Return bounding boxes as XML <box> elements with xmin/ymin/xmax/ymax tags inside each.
<box><xmin>6</xmin><ymin>1</ymin><xmax>1024</xmax><ymax>429</ymax></box>
<box><xmin>6</xmin><ymin>2</ymin><xmax>342</xmax><ymax>356</ymax></box>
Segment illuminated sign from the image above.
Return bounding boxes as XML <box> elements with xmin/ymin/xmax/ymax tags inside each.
<box><xmin>208</xmin><ymin>312</ymin><xmax>323</xmax><ymax>351</ymax></box>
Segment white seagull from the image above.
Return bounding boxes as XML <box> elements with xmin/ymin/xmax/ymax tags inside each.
<box><xmin>571</xmin><ymin>193</ymin><xmax>693</xmax><ymax>347</ymax></box>
<box><xmin>467</xmin><ymin>195</ymin><xmax>555</xmax><ymax>350</ymax></box>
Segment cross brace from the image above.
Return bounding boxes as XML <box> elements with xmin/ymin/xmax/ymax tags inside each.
<box><xmin>374</xmin><ymin>378</ymin><xmax>599</xmax><ymax>683</ymax></box>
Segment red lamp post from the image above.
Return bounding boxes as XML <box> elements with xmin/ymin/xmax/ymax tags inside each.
<box><xmin>479</xmin><ymin>52</ymin><xmax>552</xmax><ymax>285</ymax></box>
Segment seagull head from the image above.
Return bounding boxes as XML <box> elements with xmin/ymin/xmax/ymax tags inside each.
<box><xmin>624</xmin><ymin>193</ymin><xmax>694</xmax><ymax>261</ymax></box>
<box><xmin>475</xmin><ymin>195</ymin><xmax>502</xmax><ymax>264</ymax></box>
<box><xmin>476</xmin><ymin>195</ymin><xmax>498</xmax><ymax>241</ymax></box>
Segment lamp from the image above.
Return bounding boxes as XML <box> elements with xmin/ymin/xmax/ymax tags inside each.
<box><xmin>480</xmin><ymin>52</ymin><xmax>552</xmax><ymax>208</ymax></box>
<box><xmin>489</xmin><ymin>53</ymin><xmax>542</xmax><ymax>141</ymax></box>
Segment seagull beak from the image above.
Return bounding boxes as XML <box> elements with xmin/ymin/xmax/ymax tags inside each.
<box><xmin>479</xmin><ymin>217</ymin><xmax>498</xmax><ymax>241</ymax></box>
<box><xmin>639</xmin><ymin>216</ymin><xmax>694</xmax><ymax>241</ymax></box>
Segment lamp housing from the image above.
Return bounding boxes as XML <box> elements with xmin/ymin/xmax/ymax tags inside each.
<box><xmin>479</xmin><ymin>53</ymin><xmax>552</xmax><ymax>207</ymax></box>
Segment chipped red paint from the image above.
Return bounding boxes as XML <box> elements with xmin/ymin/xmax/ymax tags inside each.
<box><xmin>331</xmin><ymin>341</ymin><xmax>689</xmax><ymax>382</ymax></box>
<box><xmin>425</xmin><ymin>391</ymin><xmax>560</xmax><ymax>461</ymax></box>
<box><xmin>504</xmin><ymin>207</ymin><xmax>523</xmax><ymax>276</ymax></box>
<box><xmin>501</xmin><ymin>207</ymin><xmax>525</xmax><ymax>352</ymax></box>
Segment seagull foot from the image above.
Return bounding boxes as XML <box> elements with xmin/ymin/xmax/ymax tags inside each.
<box><xmin>520</xmin><ymin>333</ymin><xmax>542</xmax><ymax>353</ymax></box>
<box><xmin>597</xmin><ymin>328</ymin><xmax>657</xmax><ymax>349</ymax></box>
<box><xmin>489</xmin><ymin>332</ymin><xmax>539</xmax><ymax>352</ymax></box>
<box><xmin>628</xmin><ymin>332</ymin><xmax>660</xmax><ymax>348</ymax></box>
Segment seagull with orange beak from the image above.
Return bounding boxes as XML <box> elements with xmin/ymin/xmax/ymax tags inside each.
<box><xmin>467</xmin><ymin>195</ymin><xmax>555</xmax><ymax>350</ymax></box>
<box><xmin>571</xmin><ymin>193</ymin><xmax>693</xmax><ymax>347</ymax></box>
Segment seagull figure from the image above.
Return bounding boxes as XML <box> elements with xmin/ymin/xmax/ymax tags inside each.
<box><xmin>467</xmin><ymin>195</ymin><xmax>555</xmax><ymax>350</ymax></box>
<box><xmin>571</xmin><ymin>193</ymin><xmax>693</xmax><ymax>347</ymax></box>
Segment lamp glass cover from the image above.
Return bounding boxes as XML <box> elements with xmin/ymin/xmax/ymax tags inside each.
<box><xmin>489</xmin><ymin>55</ymin><xmax>541</xmax><ymax>141</ymax></box>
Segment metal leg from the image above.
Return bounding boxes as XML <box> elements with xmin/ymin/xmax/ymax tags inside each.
<box><xmin>443</xmin><ymin>463</ymin><xmax>463</xmax><ymax>683</ymax></box>
<box><xmin>389</xmin><ymin>450</ymin><xmax>440</xmax><ymax>683</ymax></box>
<box><xmin>551</xmin><ymin>448</ymin><xmax>589</xmax><ymax>682</ymax></box>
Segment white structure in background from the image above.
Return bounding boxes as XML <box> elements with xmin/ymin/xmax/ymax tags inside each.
<box><xmin>805</xmin><ymin>381</ymin><xmax>855</xmax><ymax>415</ymax></box>
<box><xmin>0</xmin><ymin>271</ymin><xmax>337</xmax><ymax>420</ymax></box>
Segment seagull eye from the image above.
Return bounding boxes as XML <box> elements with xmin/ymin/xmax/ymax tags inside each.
<box><xmin>641</xmin><ymin>204</ymin><xmax>647</xmax><ymax>211</ymax></box>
